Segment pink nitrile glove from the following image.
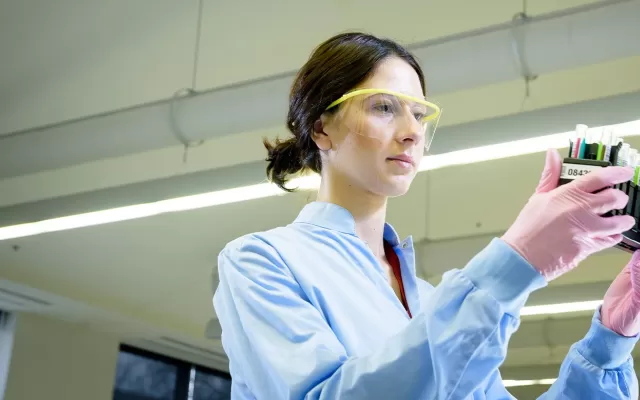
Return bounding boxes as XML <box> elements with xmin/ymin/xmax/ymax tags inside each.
<box><xmin>502</xmin><ymin>148</ymin><xmax>635</xmax><ymax>282</ymax></box>
<box><xmin>602</xmin><ymin>251</ymin><xmax>640</xmax><ymax>337</ymax></box>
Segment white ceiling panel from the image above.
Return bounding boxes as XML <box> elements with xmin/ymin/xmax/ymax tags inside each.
<box><xmin>0</xmin><ymin>0</ymin><xmax>199</xmax><ymax>135</ymax></box>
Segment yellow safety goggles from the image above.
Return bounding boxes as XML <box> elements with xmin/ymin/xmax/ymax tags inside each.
<box><xmin>325</xmin><ymin>88</ymin><xmax>442</xmax><ymax>152</ymax></box>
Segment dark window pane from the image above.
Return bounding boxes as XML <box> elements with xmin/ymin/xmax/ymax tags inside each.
<box><xmin>113</xmin><ymin>351</ymin><xmax>177</xmax><ymax>400</ymax></box>
<box><xmin>192</xmin><ymin>368</ymin><xmax>231</xmax><ymax>400</ymax></box>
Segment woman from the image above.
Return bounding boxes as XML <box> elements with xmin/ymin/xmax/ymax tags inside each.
<box><xmin>213</xmin><ymin>32</ymin><xmax>640</xmax><ymax>399</ymax></box>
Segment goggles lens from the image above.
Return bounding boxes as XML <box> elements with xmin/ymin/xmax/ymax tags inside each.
<box><xmin>325</xmin><ymin>89</ymin><xmax>442</xmax><ymax>152</ymax></box>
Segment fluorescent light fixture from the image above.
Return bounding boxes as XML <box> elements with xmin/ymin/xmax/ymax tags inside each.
<box><xmin>0</xmin><ymin>120</ymin><xmax>638</xmax><ymax>241</ymax></box>
<box><xmin>520</xmin><ymin>300</ymin><xmax>602</xmax><ymax>316</ymax></box>
<box><xmin>419</xmin><ymin>132</ymin><xmax>569</xmax><ymax>172</ymax></box>
<box><xmin>0</xmin><ymin>176</ymin><xmax>319</xmax><ymax>241</ymax></box>
<box><xmin>0</xmin><ymin>174</ymin><xmax>321</xmax><ymax>241</ymax></box>
<box><xmin>420</xmin><ymin>119</ymin><xmax>640</xmax><ymax>171</ymax></box>
<box><xmin>503</xmin><ymin>378</ymin><xmax>556</xmax><ymax>388</ymax></box>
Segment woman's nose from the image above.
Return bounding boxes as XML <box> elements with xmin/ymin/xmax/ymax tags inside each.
<box><xmin>396</xmin><ymin>113</ymin><xmax>424</xmax><ymax>144</ymax></box>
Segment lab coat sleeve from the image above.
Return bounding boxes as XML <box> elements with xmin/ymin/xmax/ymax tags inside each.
<box><xmin>536</xmin><ymin>308</ymin><xmax>639</xmax><ymax>399</ymax></box>
<box><xmin>482</xmin><ymin>371</ymin><xmax>516</xmax><ymax>399</ymax></box>
<box><xmin>480</xmin><ymin>309</ymin><xmax>639</xmax><ymax>399</ymax></box>
<box><xmin>213</xmin><ymin>236</ymin><xmax>546</xmax><ymax>400</ymax></box>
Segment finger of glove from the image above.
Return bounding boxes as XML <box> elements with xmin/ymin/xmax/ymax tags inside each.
<box><xmin>587</xmin><ymin>215</ymin><xmax>635</xmax><ymax>237</ymax></box>
<box><xmin>629</xmin><ymin>251</ymin><xmax>640</xmax><ymax>300</ymax></box>
<box><xmin>535</xmin><ymin>149</ymin><xmax>562</xmax><ymax>194</ymax></box>
<box><xmin>591</xmin><ymin>233</ymin><xmax>624</xmax><ymax>252</ymax></box>
<box><xmin>582</xmin><ymin>188</ymin><xmax>630</xmax><ymax>215</ymax></box>
<box><xmin>571</xmin><ymin>166</ymin><xmax>633</xmax><ymax>194</ymax></box>
<box><xmin>629</xmin><ymin>250</ymin><xmax>640</xmax><ymax>269</ymax></box>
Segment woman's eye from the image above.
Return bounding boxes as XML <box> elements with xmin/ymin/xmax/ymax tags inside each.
<box><xmin>413</xmin><ymin>112</ymin><xmax>426</xmax><ymax>121</ymax></box>
<box><xmin>373</xmin><ymin>103</ymin><xmax>393</xmax><ymax>113</ymax></box>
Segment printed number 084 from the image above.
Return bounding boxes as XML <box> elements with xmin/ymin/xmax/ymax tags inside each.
<box><xmin>567</xmin><ymin>168</ymin><xmax>589</xmax><ymax>176</ymax></box>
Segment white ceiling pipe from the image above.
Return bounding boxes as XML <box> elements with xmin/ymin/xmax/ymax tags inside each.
<box><xmin>0</xmin><ymin>0</ymin><xmax>638</xmax><ymax>179</ymax></box>
<box><xmin>412</xmin><ymin>0</ymin><xmax>640</xmax><ymax>94</ymax></box>
<box><xmin>178</xmin><ymin>0</ymin><xmax>640</xmax><ymax>142</ymax></box>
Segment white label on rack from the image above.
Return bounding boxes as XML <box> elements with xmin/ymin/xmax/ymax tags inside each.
<box><xmin>560</xmin><ymin>163</ymin><xmax>604</xmax><ymax>180</ymax></box>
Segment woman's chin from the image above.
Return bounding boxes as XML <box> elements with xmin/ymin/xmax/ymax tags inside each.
<box><xmin>380</xmin><ymin>176</ymin><xmax>415</xmax><ymax>197</ymax></box>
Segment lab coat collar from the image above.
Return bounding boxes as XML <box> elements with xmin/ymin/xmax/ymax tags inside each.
<box><xmin>293</xmin><ymin>201</ymin><xmax>404</xmax><ymax>247</ymax></box>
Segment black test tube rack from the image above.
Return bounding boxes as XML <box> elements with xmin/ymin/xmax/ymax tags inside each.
<box><xmin>558</xmin><ymin>157</ymin><xmax>640</xmax><ymax>253</ymax></box>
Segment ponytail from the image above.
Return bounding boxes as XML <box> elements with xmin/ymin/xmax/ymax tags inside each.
<box><xmin>264</xmin><ymin>103</ymin><xmax>322</xmax><ymax>192</ymax></box>
<box><xmin>264</xmin><ymin>137</ymin><xmax>306</xmax><ymax>192</ymax></box>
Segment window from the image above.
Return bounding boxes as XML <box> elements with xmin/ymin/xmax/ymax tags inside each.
<box><xmin>191</xmin><ymin>368</ymin><xmax>232</xmax><ymax>400</ymax></box>
<box><xmin>113</xmin><ymin>350</ymin><xmax>178</xmax><ymax>400</ymax></box>
<box><xmin>113</xmin><ymin>345</ymin><xmax>231</xmax><ymax>400</ymax></box>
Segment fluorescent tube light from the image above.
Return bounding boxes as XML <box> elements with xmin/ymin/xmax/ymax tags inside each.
<box><xmin>0</xmin><ymin>175</ymin><xmax>320</xmax><ymax>241</ymax></box>
<box><xmin>0</xmin><ymin>121</ymin><xmax>638</xmax><ymax>241</ymax></box>
<box><xmin>520</xmin><ymin>300</ymin><xmax>602</xmax><ymax>316</ymax></box>
<box><xmin>419</xmin><ymin>132</ymin><xmax>569</xmax><ymax>171</ymax></box>
<box><xmin>420</xmin><ymin>119</ymin><xmax>640</xmax><ymax>171</ymax></box>
<box><xmin>503</xmin><ymin>378</ymin><xmax>556</xmax><ymax>387</ymax></box>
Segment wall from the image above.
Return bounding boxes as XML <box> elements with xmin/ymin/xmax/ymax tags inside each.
<box><xmin>0</xmin><ymin>312</ymin><xmax>16</xmax><ymax>400</ymax></box>
<box><xmin>3</xmin><ymin>312</ymin><xmax>120</xmax><ymax>400</ymax></box>
<box><xmin>508</xmin><ymin>385</ymin><xmax>550</xmax><ymax>399</ymax></box>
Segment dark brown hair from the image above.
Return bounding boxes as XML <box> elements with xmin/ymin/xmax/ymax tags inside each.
<box><xmin>264</xmin><ymin>32</ymin><xmax>426</xmax><ymax>191</ymax></box>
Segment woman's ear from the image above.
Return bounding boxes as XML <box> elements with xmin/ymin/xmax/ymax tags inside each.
<box><xmin>312</xmin><ymin>117</ymin><xmax>332</xmax><ymax>151</ymax></box>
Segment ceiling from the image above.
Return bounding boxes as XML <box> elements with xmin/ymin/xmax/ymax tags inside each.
<box><xmin>1</xmin><ymin>0</ymin><xmax>640</xmax><ymax>383</ymax></box>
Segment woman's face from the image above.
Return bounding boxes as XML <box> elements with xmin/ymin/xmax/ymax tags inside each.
<box><xmin>316</xmin><ymin>57</ymin><xmax>427</xmax><ymax>197</ymax></box>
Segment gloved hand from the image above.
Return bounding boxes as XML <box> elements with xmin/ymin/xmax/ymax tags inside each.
<box><xmin>502</xmin><ymin>148</ymin><xmax>634</xmax><ymax>281</ymax></box>
<box><xmin>601</xmin><ymin>251</ymin><xmax>640</xmax><ymax>337</ymax></box>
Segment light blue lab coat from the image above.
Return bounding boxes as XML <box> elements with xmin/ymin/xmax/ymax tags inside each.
<box><xmin>213</xmin><ymin>202</ymin><xmax>638</xmax><ymax>399</ymax></box>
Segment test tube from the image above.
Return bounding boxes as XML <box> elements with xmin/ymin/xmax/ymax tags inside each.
<box><xmin>585</xmin><ymin>129</ymin><xmax>601</xmax><ymax>160</ymax></box>
<box><xmin>576</xmin><ymin>124</ymin><xmax>588</xmax><ymax>159</ymax></box>
<box><xmin>569</xmin><ymin>130</ymin><xmax>576</xmax><ymax>157</ymax></box>
<box><xmin>602</xmin><ymin>129</ymin><xmax>613</xmax><ymax>163</ymax></box>
<box><xmin>618</xmin><ymin>143</ymin><xmax>631</xmax><ymax>167</ymax></box>
<box><xmin>634</xmin><ymin>153</ymin><xmax>640</xmax><ymax>185</ymax></box>
<box><xmin>629</xmin><ymin>149</ymin><xmax>638</xmax><ymax>169</ymax></box>
<box><xmin>611</xmin><ymin>136</ymin><xmax>623</xmax><ymax>166</ymax></box>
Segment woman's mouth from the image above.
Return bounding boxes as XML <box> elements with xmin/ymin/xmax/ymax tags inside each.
<box><xmin>387</xmin><ymin>154</ymin><xmax>415</xmax><ymax>168</ymax></box>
